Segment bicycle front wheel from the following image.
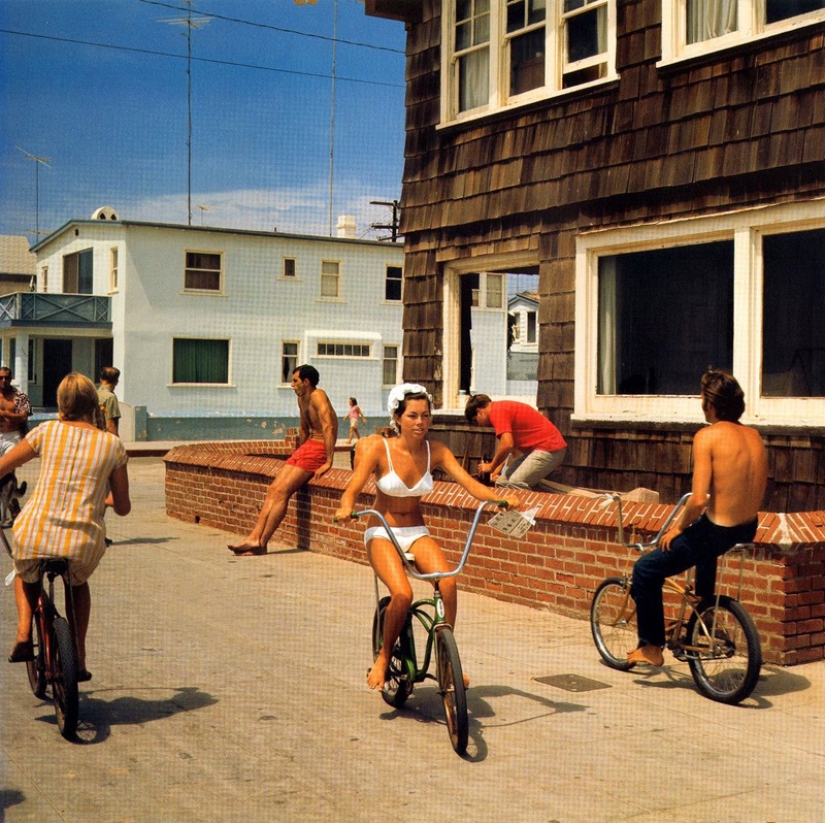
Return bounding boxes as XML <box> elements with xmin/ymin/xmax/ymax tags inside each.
<box><xmin>27</xmin><ymin>614</ymin><xmax>47</xmax><ymax>699</ymax></box>
<box><xmin>372</xmin><ymin>596</ymin><xmax>414</xmax><ymax>709</ymax></box>
<box><xmin>435</xmin><ymin>628</ymin><xmax>468</xmax><ymax>755</ymax></box>
<box><xmin>51</xmin><ymin>617</ymin><xmax>79</xmax><ymax>739</ymax></box>
<box><xmin>686</xmin><ymin>596</ymin><xmax>762</xmax><ymax>705</ymax></box>
<box><xmin>590</xmin><ymin>577</ymin><xmax>637</xmax><ymax>671</ymax></box>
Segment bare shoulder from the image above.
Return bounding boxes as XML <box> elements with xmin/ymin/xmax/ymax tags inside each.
<box><xmin>354</xmin><ymin>434</ymin><xmax>386</xmax><ymax>464</ymax></box>
<box><xmin>428</xmin><ymin>439</ymin><xmax>456</xmax><ymax>465</ymax></box>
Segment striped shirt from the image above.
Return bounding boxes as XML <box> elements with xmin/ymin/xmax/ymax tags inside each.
<box><xmin>12</xmin><ymin>420</ymin><xmax>128</xmax><ymax>564</ymax></box>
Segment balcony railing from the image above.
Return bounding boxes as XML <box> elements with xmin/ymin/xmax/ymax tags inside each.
<box><xmin>0</xmin><ymin>292</ymin><xmax>111</xmax><ymax>326</ymax></box>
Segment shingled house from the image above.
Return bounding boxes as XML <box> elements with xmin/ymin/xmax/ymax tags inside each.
<box><xmin>365</xmin><ymin>0</ymin><xmax>825</xmax><ymax>511</ymax></box>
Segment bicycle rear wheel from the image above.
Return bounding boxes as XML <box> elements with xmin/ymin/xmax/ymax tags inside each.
<box><xmin>27</xmin><ymin>613</ymin><xmax>47</xmax><ymax>699</ymax></box>
<box><xmin>686</xmin><ymin>595</ymin><xmax>761</xmax><ymax>705</ymax></box>
<box><xmin>435</xmin><ymin>628</ymin><xmax>468</xmax><ymax>755</ymax></box>
<box><xmin>372</xmin><ymin>596</ymin><xmax>414</xmax><ymax>709</ymax></box>
<box><xmin>590</xmin><ymin>577</ymin><xmax>637</xmax><ymax>671</ymax></box>
<box><xmin>51</xmin><ymin>617</ymin><xmax>79</xmax><ymax>739</ymax></box>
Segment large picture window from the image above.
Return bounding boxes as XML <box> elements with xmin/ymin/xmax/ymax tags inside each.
<box><xmin>575</xmin><ymin>201</ymin><xmax>825</xmax><ymax>424</ymax></box>
<box><xmin>444</xmin><ymin>0</ymin><xmax>615</xmax><ymax>123</ymax></box>
<box><xmin>662</xmin><ymin>0</ymin><xmax>825</xmax><ymax>62</ymax></box>
<box><xmin>172</xmin><ymin>338</ymin><xmax>229</xmax><ymax>384</ymax></box>
<box><xmin>63</xmin><ymin>249</ymin><xmax>93</xmax><ymax>294</ymax></box>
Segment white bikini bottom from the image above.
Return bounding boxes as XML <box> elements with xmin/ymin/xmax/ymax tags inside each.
<box><xmin>364</xmin><ymin>525</ymin><xmax>430</xmax><ymax>555</ymax></box>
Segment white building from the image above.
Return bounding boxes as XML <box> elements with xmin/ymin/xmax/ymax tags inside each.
<box><xmin>3</xmin><ymin>210</ymin><xmax>404</xmax><ymax>440</ymax></box>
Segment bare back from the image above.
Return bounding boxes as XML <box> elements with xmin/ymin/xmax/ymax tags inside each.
<box><xmin>697</xmin><ymin>421</ymin><xmax>767</xmax><ymax>527</ymax></box>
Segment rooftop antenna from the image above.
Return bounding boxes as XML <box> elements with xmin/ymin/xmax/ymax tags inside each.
<box><xmin>195</xmin><ymin>203</ymin><xmax>211</xmax><ymax>225</ymax></box>
<box><xmin>159</xmin><ymin>1</ymin><xmax>211</xmax><ymax>226</ymax></box>
<box><xmin>16</xmin><ymin>146</ymin><xmax>51</xmax><ymax>238</ymax></box>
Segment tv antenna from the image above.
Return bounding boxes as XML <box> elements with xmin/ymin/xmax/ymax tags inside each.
<box><xmin>159</xmin><ymin>1</ymin><xmax>212</xmax><ymax>226</ymax></box>
<box><xmin>16</xmin><ymin>146</ymin><xmax>51</xmax><ymax>237</ymax></box>
<box><xmin>195</xmin><ymin>204</ymin><xmax>211</xmax><ymax>225</ymax></box>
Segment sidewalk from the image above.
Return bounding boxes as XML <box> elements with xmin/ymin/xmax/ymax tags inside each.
<box><xmin>1</xmin><ymin>457</ymin><xmax>822</xmax><ymax>823</ymax></box>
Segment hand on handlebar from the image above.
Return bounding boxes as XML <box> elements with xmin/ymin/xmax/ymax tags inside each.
<box><xmin>333</xmin><ymin>507</ymin><xmax>356</xmax><ymax>523</ymax></box>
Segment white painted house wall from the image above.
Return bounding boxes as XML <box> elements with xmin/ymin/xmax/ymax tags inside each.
<box><xmin>29</xmin><ymin>219</ymin><xmax>404</xmax><ymax>427</ymax></box>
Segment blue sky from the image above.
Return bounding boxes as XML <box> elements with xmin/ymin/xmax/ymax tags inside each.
<box><xmin>0</xmin><ymin>0</ymin><xmax>407</xmax><ymax>242</ymax></box>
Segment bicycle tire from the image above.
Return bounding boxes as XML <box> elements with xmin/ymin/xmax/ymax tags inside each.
<box><xmin>686</xmin><ymin>595</ymin><xmax>762</xmax><ymax>705</ymax></box>
<box><xmin>26</xmin><ymin>613</ymin><xmax>47</xmax><ymax>699</ymax></box>
<box><xmin>372</xmin><ymin>596</ymin><xmax>414</xmax><ymax>709</ymax></box>
<box><xmin>435</xmin><ymin>628</ymin><xmax>468</xmax><ymax>755</ymax></box>
<box><xmin>590</xmin><ymin>577</ymin><xmax>637</xmax><ymax>671</ymax></box>
<box><xmin>51</xmin><ymin>617</ymin><xmax>79</xmax><ymax>739</ymax></box>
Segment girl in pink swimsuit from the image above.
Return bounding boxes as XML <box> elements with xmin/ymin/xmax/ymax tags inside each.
<box><xmin>335</xmin><ymin>383</ymin><xmax>520</xmax><ymax>692</ymax></box>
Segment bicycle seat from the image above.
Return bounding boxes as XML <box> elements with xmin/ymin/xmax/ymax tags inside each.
<box><xmin>40</xmin><ymin>558</ymin><xmax>70</xmax><ymax>576</ymax></box>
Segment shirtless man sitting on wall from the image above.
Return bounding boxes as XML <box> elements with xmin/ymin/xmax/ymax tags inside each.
<box><xmin>628</xmin><ymin>370</ymin><xmax>768</xmax><ymax>667</ymax></box>
<box><xmin>228</xmin><ymin>364</ymin><xmax>337</xmax><ymax>556</ymax></box>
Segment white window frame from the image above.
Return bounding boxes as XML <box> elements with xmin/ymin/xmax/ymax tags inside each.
<box><xmin>281</xmin><ymin>340</ymin><xmax>299</xmax><ymax>384</ymax></box>
<box><xmin>574</xmin><ymin>198</ymin><xmax>825</xmax><ymax>427</ymax></box>
<box><xmin>385</xmin><ymin>264</ymin><xmax>403</xmax><ymax>301</ymax></box>
<box><xmin>183</xmin><ymin>250</ymin><xmax>224</xmax><ymax>294</ymax></box>
<box><xmin>170</xmin><ymin>337</ymin><xmax>231</xmax><ymax>386</ymax></box>
<box><xmin>383</xmin><ymin>344</ymin><xmax>400</xmax><ymax>386</ymax></box>
<box><xmin>441</xmin><ymin>0</ymin><xmax>617</xmax><ymax>127</ymax></box>
<box><xmin>283</xmin><ymin>257</ymin><xmax>297</xmax><ymax>279</ymax></box>
<box><xmin>660</xmin><ymin>0</ymin><xmax>825</xmax><ymax>65</ymax></box>
<box><xmin>109</xmin><ymin>247</ymin><xmax>119</xmax><ymax>293</ymax></box>
<box><xmin>486</xmin><ymin>272</ymin><xmax>504</xmax><ymax>308</ymax></box>
<box><xmin>320</xmin><ymin>259</ymin><xmax>341</xmax><ymax>299</ymax></box>
<box><xmin>316</xmin><ymin>341</ymin><xmax>372</xmax><ymax>358</ymax></box>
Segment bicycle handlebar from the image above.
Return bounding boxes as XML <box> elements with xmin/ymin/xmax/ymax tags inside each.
<box><xmin>602</xmin><ymin>491</ymin><xmax>691</xmax><ymax>553</ymax></box>
<box><xmin>349</xmin><ymin>499</ymin><xmax>507</xmax><ymax>582</ymax></box>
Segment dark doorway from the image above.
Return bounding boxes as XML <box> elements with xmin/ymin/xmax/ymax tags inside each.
<box><xmin>42</xmin><ymin>339</ymin><xmax>73</xmax><ymax>407</ymax></box>
<box><xmin>459</xmin><ymin>273</ymin><xmax>479</xmax><ymax>394</ymax></box>
<box><xmin>95</xmin><ymin>338</ymin><xmax>113</xmax><ymax>382</ymax></box>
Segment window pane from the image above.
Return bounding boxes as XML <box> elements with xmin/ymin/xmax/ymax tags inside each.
<box><xmin>385</xmin><ymin>265</ymin><xmax>402</xmax><ymax>301</ymax></box>
<box><xmin>597</xmin><ymin>242</ymin><xmax>733</xmax><ymax>395</ymax></box>
<box><xmin>284</xmin><ymin>258</ymin><xmax>296</xmax><ymax>277</ymax></box>
<box><xmin>185</xmin><ymin>251</ymin><xmax>221</xmax><ymax>291</ymax></box>
<box><xmin>383</xmin><ymin>344</ymin><xmax>398</xmax><ymax>385</ymax></box>
<box><xmin>765</xmin><ymin>0</ymin><xmax>825</xmax><ymax>24</ymax></box>
<box><xmin>487</xmin><ymin>273</ymin><xmax>503</xmax><ymax>308</ymax></box>
<box><xmin>282</xmin><ymin>342</ymin><xmax>298</xmax><ymax>383</ymax></box>
<box><xmin>566</xmin><ymin>5</ymin><xmax>606</xmax><ymax>63</ymax></box>
<box><xmin>687</xmin><ymin>0</ymin><xmax>738</xmax><ymax>44</ymax></box>
<box><xmin>510</xmin><ymin>27</ymin><xmax>545</xmax><ymax>95</ymax></box>
<box><xmin>761</xmin><ymin>229</ymin><xmax>825</xmax><ymax>397</ymax></box>
<box><xmin>173</xmin><ymin>339</ymin><xmax>229</xmax><ymax>384</ymax></box>
<box><xmin>459</xmin><ymin>49</ymin><xmax>490</xmax><ymax>111</ymax></box>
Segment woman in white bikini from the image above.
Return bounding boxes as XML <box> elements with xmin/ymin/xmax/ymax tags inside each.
<box><xmin>335</xmin><ymin>383</ymin><xmax>520</xmax><ymax>692</ymax></box>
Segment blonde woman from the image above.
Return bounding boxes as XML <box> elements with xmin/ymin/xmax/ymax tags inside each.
<box><xmin>5</xmin><ymin>373</ymin><xmax>131</xmax><ymax>681</ymax></box>
<box><xmin>336</xmin><ymin>383</ymin><xmax>520</xmax><ymax>691</ymax></box>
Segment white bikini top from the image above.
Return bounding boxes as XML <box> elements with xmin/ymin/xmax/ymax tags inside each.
<box><xmin>375</xmin><ymin>439</ymin><xmax>434</xmax><ymax>498</ymax></box>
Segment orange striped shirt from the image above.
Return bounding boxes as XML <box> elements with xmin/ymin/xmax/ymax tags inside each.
<box><xmin>12</xmin><ymin>420</ymin><xmax>127</xmax><ymax>564</ymax></box>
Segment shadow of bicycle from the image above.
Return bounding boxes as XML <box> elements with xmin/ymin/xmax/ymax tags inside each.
<box><xmin>378</xmin><ymin>682</ymin><xmax>586</xmax><ymax>761</ymax></box>
<box><xmin>35</xmin><ymin>685</ymin><xmax>218</xmax><ymax>744</ymax></box>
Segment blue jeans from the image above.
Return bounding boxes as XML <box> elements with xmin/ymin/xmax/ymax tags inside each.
<box><xmin>630</xmin><ymin>514</ymin><xmax>757</xmax><ymax>648</ymax></box>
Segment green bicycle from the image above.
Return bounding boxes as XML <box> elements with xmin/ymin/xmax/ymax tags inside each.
<box><xmin>353</xmin><ymin>500</ymin><xmax>505</xmax><ymax>755</ymax></box>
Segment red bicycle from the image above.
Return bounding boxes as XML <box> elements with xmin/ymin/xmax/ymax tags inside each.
<box><xmin>3</xmin><ymin>528</ymin><xmax>80</xmax><ymax>739</ymax></box>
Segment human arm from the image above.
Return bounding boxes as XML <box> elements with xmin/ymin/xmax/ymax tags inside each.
<box><xmin>334</xmin><ymin>436</ymin><xmax>380</xmax><ymax>520</ymax></box>
<box><xmin>313</xmin><ymin>392</ymin><xmax>339</xmax><ymax>479</ymax></box>
<box><xmin>433</xmin><ymin>442</ymin><xmax>521</xmax><ymax>510</ymax></box>
<box><xmin>660</xmin><ymin>428</ymin><xmax>712</xmax><ymax>550</ymax></box>
<box><xmin>105</xmin><ymin>463</ymin><xmax>131</xmax><ymax>516</ymax></box>
<box><xmin>478</xmin><ymin>432</ymin><xmax>517</xmax><ymax>481</ymax></box>
<box><xmin>0</xmin><ymin>438</ymin><xmax>36</xmax><ymax>477</ymax></box>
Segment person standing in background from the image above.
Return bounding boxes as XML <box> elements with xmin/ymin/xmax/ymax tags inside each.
<box><xmin>97</xmin><ymin>367</ymin><xmax>121</xmax><ymax>436</ymax></box>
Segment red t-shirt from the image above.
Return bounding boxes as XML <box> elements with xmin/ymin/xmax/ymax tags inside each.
<box><xmin>488</xmin><ymin>401</ymin><xmax>566</xmax><ymax>453</ymax></box>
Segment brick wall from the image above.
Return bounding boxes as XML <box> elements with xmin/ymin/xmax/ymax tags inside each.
<box><xmin>164</xmin><ymin>442</ymin><xmax>825</xmax><ymax>666</ymax></box>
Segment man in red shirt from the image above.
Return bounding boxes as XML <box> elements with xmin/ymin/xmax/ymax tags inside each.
<box><xmin>465</xmin><ymin>394</ymin><xmax>566</xmax><ymax>489</ymax></box>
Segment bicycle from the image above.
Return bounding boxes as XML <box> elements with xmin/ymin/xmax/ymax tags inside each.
<box><xmin>351</xmin><ymin>499</ymin><xmax>506</xmax><ymax>755</ymax></box>
<box><xmin>590</xmin><ymin>492</ymin><xmax>762</xmax><ymax>705</ymax></box>
<box><xmin>2</xmin><ymin>527</ymin><xmax>80</xmax><ymax>739</ymax></box>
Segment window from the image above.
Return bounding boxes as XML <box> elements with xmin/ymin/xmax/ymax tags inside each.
<box><xmin>40</xmin><ymin>266</ymin><xmax>48</xmax><ymax>292</ymax></box>
<box><xmin>385</xmin><ymin>265</ymin><xmax>403</xmax><ymax>301</ymax></box>
<box><xmin>109</xmin><ymin>247</ymin><xmax>119</xmax><ymax>292</ymax></box>
<box><xmin>321</xmin><ymin>260</ymin><xmax>340</xmax><ymax>298</ymax></box>
<box><xmin>526</xmin><ymin>310</ymin><xmax>537</xmax><ymax>343</ymax></box>
<box><xmin>383</xmin><ymin>344</ymin><xmax>399</xmax><ymax>385</ymax></box>
<box><xmin>283</xmin><ymin>257</ymin><xmax>296</xmax><ymax>278</ymax></box>
<box><xmin>281</xmin><ymin>341</ymin><xmax>299</xmax><ymax>383</ymax></box>
<box><xmin>317</xmin><ymin>342</ymin><xmax>371</xmax><ymax>358</ymax></box>
<box><xmin>63</xmin><ymin>249</ymin><xmax>93</xmax><ymax>294</ymax></box>
<box><xmin>443</xmin><ymin>0</ymin><xmax>615</xmax><ymax>123</ymax></box>
<box><xmin>184</xmin><ymin>251</ymin><xmax>222</xmax><ymax>292</ymax></box>
<box><xmin>575</xmin><ymin>200</ymin><xmax>825</xmax><ymax>424</ymax></box>
<box><xmin>172</xmin><ymin>338</ymin><xmax>229</xmax><ymax>384</ymax></box>
<box><xmin>28</xmin><ymin>338</ymin><xmax>37</xmax><ymax>384</ymax></box>
<box><xmin>486</xmin><ymin>273</ymin><xmax>504</xmax><ymax>308</ymax></box>
<box><xmin>662</xmin><ymin>0</ymin><xmax>825</xmax><ymax>62</ymax></box>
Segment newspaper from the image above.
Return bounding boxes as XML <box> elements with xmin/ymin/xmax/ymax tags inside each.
<box><xmin>488</xmin><ymin>506</ymin><xmax>539</xmax><ymax>538</ymax></box>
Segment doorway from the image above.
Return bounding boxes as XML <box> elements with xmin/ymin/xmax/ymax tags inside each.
<box><xmin>42</xmin><ymin>339</ymin><xmax>73</xmax><ymax>407</ymax></box>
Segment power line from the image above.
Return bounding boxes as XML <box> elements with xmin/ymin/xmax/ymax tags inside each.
<box><xmin>0</xmin><ymin>28</ymin><xmax>404</xmax><ymax>89</ymax></box>
<box><xmin>138</xmin><ymin>0</ymin><xmax>405</xmax><ymax>54</ymax></box>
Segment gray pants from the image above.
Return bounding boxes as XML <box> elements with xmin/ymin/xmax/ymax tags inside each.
<box><xmin>495</xmin><ymin>447</ymin><xmax>566</xmax><ymax>490</ymax></box>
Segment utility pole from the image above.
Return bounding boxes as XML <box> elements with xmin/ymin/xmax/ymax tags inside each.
<box><xmin>370</xmin><ymin>199</ymin><xmax>401</xmax><ymax>242</ymax></box>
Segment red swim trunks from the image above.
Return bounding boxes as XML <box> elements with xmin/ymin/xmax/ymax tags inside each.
<box><xmin>285</xmin><ymin>439</ymin><xmax>328</xmax><ymax>472</ymax></box>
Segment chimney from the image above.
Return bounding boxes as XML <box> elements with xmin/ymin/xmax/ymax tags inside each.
<box><xmin>336</xmin><ymin>214</ymin><xmax>357</xmax><ymax>238</ymax></box>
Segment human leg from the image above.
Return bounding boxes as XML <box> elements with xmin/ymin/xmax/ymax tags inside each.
<box><xmin>228</xmin><ymin>464</ymin><xmax>313</xmax><ymax>554</ymax></box>
<box><xmin>8</xmin><ymin>575</ymin><xmax>39</xmax><ymax>661</ymax></box>
<box><xmin>367</xmin><ymin>536</ymin><xmax>413</xmax><ymax>690</ymax></box>
<box><xmin>496</xmin><ymin>448</ymin><xmax>566</xmax><ymax>489</ymax></box>
<box><xmin>72</xmin><ymin>582</ymin><xmax>91</xmax><ymax>675</ymax></box>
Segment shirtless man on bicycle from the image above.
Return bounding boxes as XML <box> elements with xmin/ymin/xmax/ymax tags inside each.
<box><xmin>228</xmin><ymin>364</ymin><xmax>337</xmax><ymax>555</ymax></box>
<box><xmin>628</xmin><ymin>371</ymin><xmax>768</xmax><ymax>667</ymax></box>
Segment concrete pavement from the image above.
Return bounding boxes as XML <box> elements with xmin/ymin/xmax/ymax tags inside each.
<box><xmin>1</xmin><ymin>456</ymin><xmax>822</xmax><ymax>823</ymax></box>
